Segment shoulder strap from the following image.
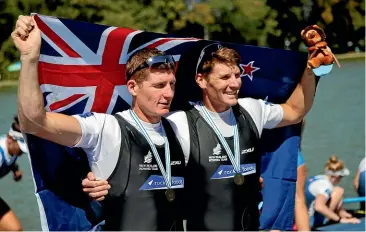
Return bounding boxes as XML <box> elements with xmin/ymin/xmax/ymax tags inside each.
<box><xmin>161</xmin><ymin>117</ymin><xmax>179</xmax><ymax>147</ymax></box>
<box><xmin>161</xmin><ymin>117</ymin><xmax>185</xmax><ymax>162</ymax></box>
<box><xmin>184</xmin><ymin>106</ymin><xmax>201</xmax><ymax>164</ymax></box>
<box><xmin>110</xmin><ymin>114</ymin><xmax>132</xmax><ymax>195</ymax></box>
<box><xmin>233</xmin><ymin>104</ymin><xmax>260</xmax><ymax>140</ymax></box>
<box><xmin>161</xmin><ymin>117</ymin><xmax>174</xmax><ymax>137</ymax></box>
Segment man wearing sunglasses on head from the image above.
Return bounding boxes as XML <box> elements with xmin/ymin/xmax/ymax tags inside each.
<box><xmin>166</xmin><ymin>43</ymin><xmax>317</xmax><ymax>231</ymax></box>
<box><xmin>12</xmin><ymin>15</ymin><xmax>185</xmax><ymax>231</ymax></box>
<box><xmin>84</xmin><ymin>42</ymin><xmax>321</xmax><ymax>230</ymax></box>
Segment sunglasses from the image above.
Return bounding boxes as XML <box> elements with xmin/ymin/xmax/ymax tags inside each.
<box><xmin>195</xmin><ymin>43</ymin><xmax>223</xmax><ymax>74</ymax></box>
<box><xmin>126</xmin><ymin>55</ymin><xmax>176</xmax><ymax>80</ymax></box>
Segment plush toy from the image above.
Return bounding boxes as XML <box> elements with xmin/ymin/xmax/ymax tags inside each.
<box><xmin>301</xmin><ymin>25</ymin><xmax>340</xmax><ymax>69</ymax></box>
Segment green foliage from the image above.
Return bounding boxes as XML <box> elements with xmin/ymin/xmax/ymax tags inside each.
<box><xmin>0</xmin><ymin>0</ymin><xmax>364</xmax><ymax>80</ymax></box>
<box><xmin>0</xmin><ymin>0</ymin><xmax>52</xmax><ymax>78</ymax></box>
<box><xmin>205</xmin><ymin>0</ymin><xmax>271</xmax><ymax>45</ymax></box>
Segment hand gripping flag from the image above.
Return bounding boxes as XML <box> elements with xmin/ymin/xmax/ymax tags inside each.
<box><xmin>25</xmin><ymin>13</ymin><xmax>321</xmax><ymax>230</ymax></box>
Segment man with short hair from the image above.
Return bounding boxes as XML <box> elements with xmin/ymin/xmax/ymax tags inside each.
<box><xmin>169</xmin><ymin>43</ymin><xmax>316</xmax><ymax>230</ymax></box>
<box><xmin>84</xmin><ymin>43</ymin><xmax>319</xmax><ymax>230</ymax></box>
<box><xmin>12</xmin><ymin>15</ymin><xmax>185</xmax><ymax>230</ymax></box>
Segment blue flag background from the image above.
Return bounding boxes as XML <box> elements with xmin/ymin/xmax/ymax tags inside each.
<box><xmin>26</xmin><ymin>13</ymin><xmax>313</xmax><ymax>230</ymax></box>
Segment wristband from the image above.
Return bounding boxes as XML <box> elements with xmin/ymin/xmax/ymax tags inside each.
<box><xmin>312</xmin><ymin>64</ymin><xmax>333</xmax><ymax>77</ymax></box>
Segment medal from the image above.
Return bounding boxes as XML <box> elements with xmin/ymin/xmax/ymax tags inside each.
<box><xmin>129</xmin><ymin>110</ymin><xmax>173</xmax><ymax>191</ymax></box>
<box><xmin>165</xmin><ymin>189</ymin><xmax>175</xmax><ymax>202</ymax></box>
<box><xmin>199</xmin><ymin>102</ymin><xmax>244</xmax><ymax>181</ymax></box>
<box><xmin>234</xmin><ymin>173</ymin><xmax>244</xmax><ymax>185</ymax></box>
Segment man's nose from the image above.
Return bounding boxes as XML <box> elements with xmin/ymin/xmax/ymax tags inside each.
<box><xmin>163</xmin><ymin>85</ymin><xmax>174</xmax><ymax>99</ymax></box>
<box><xmin>229</xmin><ymin>75</ymin><xmax>241</xmax><ymax>89</ymax></box>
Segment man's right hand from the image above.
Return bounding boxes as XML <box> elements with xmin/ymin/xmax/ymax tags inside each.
<box><xmin>11</xmin><ymin>15</ymin><xmax>41</xmax><ymax>61</ymax></box>
<box><xmin>339</xmin><ymin>217</ymin><xmax>361</xmax><ymax>224</ymax></box>
<box><xmin>82</xmin><ymin>172</ymin><xmax>111</xmax><ymax>201</ymax></box>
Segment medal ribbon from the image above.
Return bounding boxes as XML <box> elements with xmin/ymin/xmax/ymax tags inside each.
<box><xmin>199</xmin><ymin>102</ymin><xmax>241</xmax><ymax>173</ymax></box>
<box><xmin>129</xmin><ymin>110</ymin><xmax>172</xmax><ymax>188</ymax></box>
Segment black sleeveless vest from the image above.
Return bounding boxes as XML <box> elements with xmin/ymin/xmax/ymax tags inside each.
<box><xmin>101</xmin><ymin>115</ymin><xmax>185</xmax><ymax>231</ymax></box>
<box><xmin>184</xmin><ymin>105</ymin><xmax>261</xmax><ymax>231</ymax></box>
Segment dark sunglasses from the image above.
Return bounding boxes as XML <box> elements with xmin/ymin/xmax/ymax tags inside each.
<box><xmin>195</xmin><ymin>43</ymin><xmax>223</xmax><ymax>74</ymax></box>
<box><xmin>126</xmin><ymin>55</ymin><xmax>176</xmax><ymax>80</ymax></box>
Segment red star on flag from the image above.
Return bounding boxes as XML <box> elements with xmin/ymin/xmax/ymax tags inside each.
<box><xmin>240</xmin><ymin>61</ymin><xmax>260</xmax><ymax>81</ymax></box>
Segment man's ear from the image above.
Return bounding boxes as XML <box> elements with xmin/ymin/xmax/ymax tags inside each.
<box><xmin>195</xmin><ymin>73</ymin><xmax>207</xmax><ymax>89</ymax></box>
<box><xmin>127</xmin><ymin>79</ymin><xmax>138</xmax><ymax>96</ymax></box>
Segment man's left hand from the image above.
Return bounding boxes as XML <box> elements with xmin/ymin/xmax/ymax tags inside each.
<box><xmin>13</xmin><ymin>169</ymin><xmax>22</xmax><ymax>182</ymax></box>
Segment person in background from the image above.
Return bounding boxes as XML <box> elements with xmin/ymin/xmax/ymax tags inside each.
<box><xmin>0</xmin><ymin>116</ymin><xmax>28</xmax><ymax>231</ymax></box>
<box><xmin>305</xmin><ymin>155</ymin><xmax>360</xmax><ymax>229</ymax></box>
<box><xmin>294</xmin><ymin>120</ymin><xmax>310</xmax><ymax>231</ymax></box>
<box><xmin>353</xmin><ymin>157</ymin><xmax>365</xmax><ymax>210</ymax></box>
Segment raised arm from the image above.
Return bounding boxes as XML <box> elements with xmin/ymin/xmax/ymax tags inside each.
<box><xmin>276</xmin><ymin>67</ymin><xmax>315</xmax><ymax>128</ymax></box>
<box><xmin>12</xmin><ymin>15</ymin><xmax>81</xmax><ymax>147</ymax></box>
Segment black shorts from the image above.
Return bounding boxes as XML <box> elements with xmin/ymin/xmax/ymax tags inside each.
<box><xmin>0</xmin><ymin>197</ymin><xmax>10</xmax><ymax>219</ymax></box>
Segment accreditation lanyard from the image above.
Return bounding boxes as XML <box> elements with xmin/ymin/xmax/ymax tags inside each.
<box><xmin>129</xmin><ymin>110</ymin><xmax>172</xmax><ymax>188</ymax></box>
<box><xmin>198</xmin><ymin>102</ymin><xmax>241</xmax><ymax>172</ymax></box>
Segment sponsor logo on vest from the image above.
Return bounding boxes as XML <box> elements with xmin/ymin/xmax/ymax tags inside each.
<box><xmin>139</xmin><ymin>151</ymin><xmax>158</xmax><ymax>171</ymax></box>
<box><xmin>170</xmin><ymin>160</ymin><xmax>182</xmax><ymax>165</ymax></box>
<box><xmin>209</xmin><ymin>143</ymin><xmax>228</xmax><ymax>162</ymax></box>
<box><xmin>241</xmin><ymin>147</ymin><xmax>254</xmax><ymax>155</ymax></box>
<box><xmin>213</xmin><ymin>143</ymin><xmax>221</xmax><ymax>155</ymax></box>
<box><xmin>144</xmin><ymin>151</ymin><xmax>153</xmax><ymax>163</ymax></box>
<box><xmin>139</xmin><ymin>175</ymin><xmax>184</xmax><ymax>190</ymax></box>
<box><xmin>211</xmin><ymin>163</ymin><xmax>256</xmax><ymax>180</ymax></box>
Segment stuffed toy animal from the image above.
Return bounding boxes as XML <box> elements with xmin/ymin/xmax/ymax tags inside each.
<box><xmin>301</xmin><ymin>25</ymin><xmax>340</xmax><ymax>69</ymax></box>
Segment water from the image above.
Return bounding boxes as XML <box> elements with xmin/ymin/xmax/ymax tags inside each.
<box><xmin>0</xmin><ymin>87</ymin><xmax>41</xmax><ymax>230</ymax></box>
<box><xmin>0</xmin><ymin>59</ymin><xmax>364</xmax><ymax>230</ymax></box>
<box><xmin>302</xmin><ymin>59</ymin><xmax>365</xmax><ymax>209</ymax></box>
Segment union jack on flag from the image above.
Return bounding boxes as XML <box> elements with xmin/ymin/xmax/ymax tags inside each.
<box><xmin>28</xmin><ymin>13</ymin><xmax>310</xmax><ymax>231</ymax></box>
<box><xmin>34</xmin><ymin>13</ymin><xmax>199</xmax><ymax>115</ymax></box>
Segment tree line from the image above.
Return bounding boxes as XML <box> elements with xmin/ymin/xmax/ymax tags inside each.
<box><xmin>0</xmin><ymin>0</ymin><xmax>364</xmax><ymax>79</ymax></box>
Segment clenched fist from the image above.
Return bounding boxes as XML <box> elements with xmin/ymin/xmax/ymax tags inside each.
<box><xmin>11</xmin><ymin>15</ymin><xmax>41</xmax><ymax>61</ymax></box>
